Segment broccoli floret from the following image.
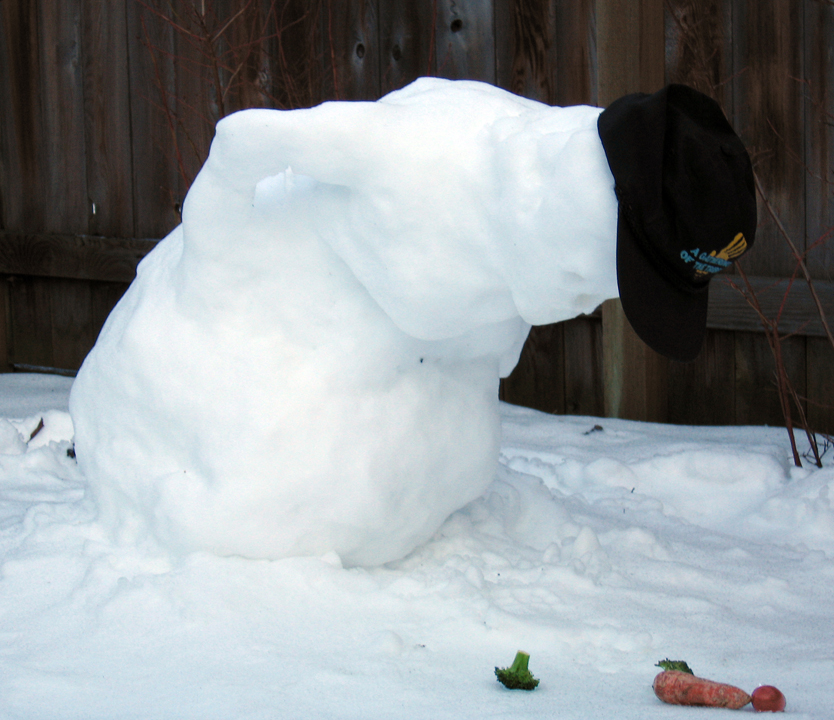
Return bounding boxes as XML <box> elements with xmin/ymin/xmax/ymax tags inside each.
<box><xmin>494</xmin><ymin>651</ymin><xmax>540</xmax><ymax>690</ymax></box>
<box><xmin>655</xmin><ymin>658</ymin><xmax>694</xmax><ymax>674</ymax></box>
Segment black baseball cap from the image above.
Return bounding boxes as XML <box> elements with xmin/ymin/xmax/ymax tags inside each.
<box><xmin>597</xmin><ymin>84</ymin><xmax>757</xmax><ymax>362</ymax></box>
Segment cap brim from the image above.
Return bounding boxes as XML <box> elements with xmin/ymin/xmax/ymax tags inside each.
<box><xmin>616</xmin><ymin>211</ymin><xmax>708</xmax><ymax>362</ymax></box>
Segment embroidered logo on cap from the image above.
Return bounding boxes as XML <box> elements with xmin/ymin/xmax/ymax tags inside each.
<box><xmin>681</xmin><ymin>233</ymin><xmax>748</xmax><ymax>279</ymax></box>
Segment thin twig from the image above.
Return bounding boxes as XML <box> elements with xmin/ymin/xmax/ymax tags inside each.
<box><xmin>731</xmin><ymin>263</ymin><xmax>804</xmax><ymax>466</ymax></box>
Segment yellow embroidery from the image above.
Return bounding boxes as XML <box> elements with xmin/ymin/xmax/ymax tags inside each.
<box><xmin>694</xmin><ymin>233</ymin><xmax>747</xmax><ymax>277</ymax></box>
<box><xmin>712</xmin><ymin>232</ymin><xmax>747</xmax><ymax>262</ymax></box>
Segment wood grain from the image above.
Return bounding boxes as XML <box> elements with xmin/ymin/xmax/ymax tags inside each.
<box><xmin>435</xmin><ymin>0</ymin><xmax>495</xmax><ymax>82</ymax></box>
<box><xmin>730</xmin><ymin>0</ymin><xmax>809</xmax><ymax>430</ymax></box>
<box><xmin>804</xmin><ymin>0</ymin><xmax>834</xmax><ymax>280</ymax></box>
<box><xmin>321</xmin><ymin>0</ymin><xmax>380</xmax><ymax>100</ymax></box>
<box><xmin>0</xmin><ymin>279</ymin><xmax>10</xmax><ymax>372</ymax></box>
<box><xmin>38</xmin><ymin>0</ymin><xmax>88</xmax><ymax>234</ymax></box>
<box><xmin>0</xmin><ymin>0</ymin><xmax>34</xmax><ymax>231</ymax></box>
<box><xmin>734</xmin><ymin>331</ymin><xmax>806</xmax><ymax>428</ymax></box>
<box><xmin>82</xmin><ymin>0</ymin><xmax>134</xmax><ymax>237</ymax></box>
<box><xmin>378</xmin><ymin>0</ymin><xmax>436</xmax><ymax>94</ymax></box>
<box><xmin>667</xmin><ymin>329</ymin><xmax>735</xmax><ymax>426</ymax></box>
<box><xmin>49</xmin><ymin>278</ymin><xmax>94</xmax><ymax>370</ymax></box>
<box><xmin>500</xmin><ymin>322</ymin><xmax>566</xmax><ymax>415</ymax></box>
<box><xmin>269</xmin><ymin>0</ymin><xmax>325</xmax><ymax>109</ymax></box>
<box><xmin>126</xmin><ymin>0</ymin><xmax>181</xmax><ymax>238</ymax></box>
<box><xmin>495</xmin><ymin>0</ymin><xmax>556</xmax><ymax>103</ymax></box>
<box><xmin>0</xmin><ymin>231</ymin><xmax>156</xmax><ymax>283</ymax></box>
<box><xmin>7</xmin><ymin>277</ymin><xmax>55</xmax><ymax>370</ymax></box>
<box><xmin>553</xmin><ymin>0</ymin><xmax>594</xmax><ymax>106</ymax></box>
<box><xmin>563</xmin><ymin>315</ymin><xmax>604</xmax><ymax>416</ymax></box>
<box><xmin>732</xmin><ymin>0</ymin><xmax>805</xmax><ymax>277</ymax></box>
<box><xmin>596</xmin><ymin>0</ymin><xmax>668</xmax><ymax>422</ymax></box>
<box><xmin>708</xmin><ymin>274</ymin><xmax>834</xmax><ymax>338</ymax></box>
<box><xmin>601</xmin><ymin>298</ymin><xmax>669</xmax><ymax>422</ymax></box>
<box><xmin>664</xmin><ymin>0</ymin><xmax>733</xmax><ymax>109</ymax></box>
<box><xmin>807</xmin><ymin>337</ymin><xmax>834</xmax><ymax>435</ymax></box>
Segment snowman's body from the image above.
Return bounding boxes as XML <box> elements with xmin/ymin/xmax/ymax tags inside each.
<box><xmin>69</xmin><ymin>78</ymin><xmax>619</xmax><ymax>566</ymax></box>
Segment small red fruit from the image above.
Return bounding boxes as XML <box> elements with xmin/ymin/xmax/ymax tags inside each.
<box><xmin>751</xmin><ymin>685</ymin><xmax>786</xmax><ymax>712</ymax></box>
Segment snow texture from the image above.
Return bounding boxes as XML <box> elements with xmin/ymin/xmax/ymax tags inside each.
<box><xmin>1</xmin><ymin>374</ymin><xmax>832</xmax><ymax>719</ymax></box>
<box><xmin>69</xmin><ymin>78</ymin><xmax>619</xmax><ymax>566</ymax></box>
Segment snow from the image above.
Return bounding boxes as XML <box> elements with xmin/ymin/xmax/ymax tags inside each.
<box><xmin>68</xmin><ymin>78</ymin><xmax>618</xmax><ymax>567</ymax></box>
<box><xmin>1</xmin><ymin>373</ymin><xmax>832</xmax><ymax>718</ymax></box>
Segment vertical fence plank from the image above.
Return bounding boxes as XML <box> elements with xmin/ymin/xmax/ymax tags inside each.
<box><xmin>601</xmin><ymin>296</ymin><xmax>669</xmax><ymax>421</ymax></box>
<box><xmin>378</xmin><ymin>0</ymin><xmax>436</xmax><ymax>94</ymax></box>
<box><xmin>7</xmin><ymin>277</ymin><xmax>54</xmax><ymax>369</ymax></box>
<box><xmin>667</xmin><ymin>330</ymin><xmax>736</xmax><ymax>425</ymax></box>
<box><xmin>733</xmin><ymin>0</ymin><xmax>805</xmax><ymax>275</ymax></box>
<box><xmin>807</xmin><ymin>338</ymin><xmax>834</xmax><ymax>434</ymax></box>
<box><xmin>664</xmin><ymin>0</ymin><xmax>737</xmax><ymax>424</ymax></box>
<box><xmin>553</xmin><ymin>0</ymin><xmax>596</xmax><ymax>414</ymax></box>
<box><xmin>499</xmin><ymin>322</ymin><xmax>566</xmax><ymax>415</ymax></box>
<box><xmin>50</xmin><ymin>278</ymin><xmax>94</xmax><ymax>371</ymax></box>
<box><xmin>435</xmin><ymin>0</ymin><xmax>495</xmax><ymax>82</ymax></box>
<box><xmin>804</xmin><ymin>0</ymin><xmax>834</xmax><ymax>434</ymax></box>
<box><xmin>269</xmin><ymin>0</ymin><xmax>325</xmax><ymax>109</ymax></box>
<box><xmin>1</xmin><ymin>0</ymin><xmax>89</xmax><ymax>374</ymax></box>
<box><xmin>38</xmin><ymin>0</ymin><xmax>89</xmax><ymax>234</ymax></box>
<box><xmin>127</xmin><ymin>0</ymin><xmax>181</xmax><ymax>238</ymax></box>
<box><xmin>664</xmin><ymin>0</ymin><xmax>733</xmax><ymax>106</ymax></box>
<box><xmin>83</xmin><ymin>0</ymin><xmax>135</xmax><ymax>238</ymax></box>
<box><xmin>173</xmin><ymin>2</ymin><xmax>218</xmax><ymax>198</ymax></box>
<box><xmin>0</xmin><ymin>279</ymin><xmax>10</xmax><ymax>372</ymax></box>
<box><xmin>563</xmin><ymin>316</ymin><xmax>604</xmax><ymax>416</ymax></box>
<box><xmin>0</xmin><ymin>0</ymin><xmax>35</xmax><ymax>231</ymax></box>
<box><xmin>553</xmin><ymin>0</ymin><xmax>595</xmax><ymax>106</ymax></box>
<box><xmin>321</xmin><ymin>0</ymin><xmax>380</xmax><ymax>100</ymax></box>
<box><xmin>734</xmin><ymin>331</ymin><xmax>806</xmax><ymax>427</ymax></box>
<box><xmin>223</xmin><ymin>0</ymin><xmax>272</xmax><ymax>113</ymax></box>
<box><xmin>0</xmin><ymin>1</ymin><xmax>88</xmax><ymax>234</ymax></box>
<box><xmin>597</xmin><ymin>0</ymin><xmax>668</xmax><ymax>423</ymax></box>
<box><xmin>804</xmin><ymin>0</ymin><xmax>834</xmax><ymax>277</ymax></box>
<box><xmin>731</xmin><ymin>0</ymin><xmax>808</xmax><ymax>429</ymax></box>
<box><xmin>494</xmin><ymin>0</ymin><xmax>560</xmax><ymax>415</ymax></box>
<box><xmin>595</xmin><ymin>0</ymin><xmax>640</xmax><ymax>102</ymax></box>
<box><xmin>90</xmin><ymin>281</ymin><xmax>131</xmax><ymax>337</ymax></box>
<box><xmin>495</xmin><ymin>0</ymin><xmax>556</xmax><ymax>102</ymax></box>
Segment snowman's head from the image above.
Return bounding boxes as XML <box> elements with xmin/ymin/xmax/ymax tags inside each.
<box><xmin>598</xmin><ymin>84</ymin><xmax>756</xmax><ymax>362</ymax></box>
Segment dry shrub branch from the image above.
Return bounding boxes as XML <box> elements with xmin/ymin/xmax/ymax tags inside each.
<box><xmin>137</xmin><ymin>0</ymin><xmax>326</xmax><ymax>193</ymax></box>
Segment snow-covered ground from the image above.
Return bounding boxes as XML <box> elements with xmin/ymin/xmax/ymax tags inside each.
<box><xmin>1</xmin><ymin>372</ymin><xmax>831</xmax><ymax>719</ymax></box>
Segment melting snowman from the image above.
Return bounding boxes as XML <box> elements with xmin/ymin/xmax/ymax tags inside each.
<box><xmin>69</xmin><ymin>79</ymin><xmax>755</xmax><ymax>566</ymax></box>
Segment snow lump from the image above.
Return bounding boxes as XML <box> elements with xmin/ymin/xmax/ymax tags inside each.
<box><xmin>69</xmin><ymin>78</ymin><xmax>619</xmax><ymax>566</ymax></box>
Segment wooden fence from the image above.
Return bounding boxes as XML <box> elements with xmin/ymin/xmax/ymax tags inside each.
<box><xmin>0</xmin><ymin>0</ymin><xmax>832</xmax><ymax>432</ymax></box>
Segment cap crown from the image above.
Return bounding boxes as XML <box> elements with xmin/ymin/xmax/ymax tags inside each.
<box><xmin>598</xmin><ymin>84</ymin><xmax>757</xmax><ymax>360</ymax></box>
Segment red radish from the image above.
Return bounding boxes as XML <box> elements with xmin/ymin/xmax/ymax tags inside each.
<box><xmin>652</xmin><ymin>660</ymin><xmax>751</xmax><ymax>709</ymax></box>
<box><xmin>751</xmin><ymin>685</ymin><xmax>786</xmax><ymax>712</ymax></box>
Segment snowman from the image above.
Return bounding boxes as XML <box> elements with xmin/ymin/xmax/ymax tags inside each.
<box><xmin>69</xmin><ymin>79</ymin><xmax>755</xmax><ymax>566</ymax></box>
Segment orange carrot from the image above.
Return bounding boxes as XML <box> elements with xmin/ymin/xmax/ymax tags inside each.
<box><xmin>652</xmin><ymin>660</ymin><xmax>751</xmax><ymax>710</ymax></box>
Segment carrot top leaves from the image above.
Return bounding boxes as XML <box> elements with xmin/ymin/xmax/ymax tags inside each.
<box><xmin>655</xmin><ymin>659</ymin><xmax>694</xmax><ymax>674</ymax></box>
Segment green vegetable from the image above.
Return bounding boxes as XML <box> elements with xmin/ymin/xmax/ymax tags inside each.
<box><xmin>655</xmin><ymin>659</ymin><xmax>694</xmax><ymax>674</ymax></box>
<box><xmin>494</xmin><ymin>651</ymin><xmax>540</xmax><ymax>690</ymax></box>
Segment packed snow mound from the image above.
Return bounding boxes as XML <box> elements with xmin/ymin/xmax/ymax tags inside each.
<box><xmin>5</xmin><ymin>375</ymin><xmax>834</xmax><ymax>719</ymax></box>
<box><xmin>69</xmin><ymin>78</ymin><xmax>619</xmax><ymax>566</ymax></box>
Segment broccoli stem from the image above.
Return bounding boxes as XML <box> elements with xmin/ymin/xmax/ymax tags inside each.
<box><xmin>509</xmin><ymin>651</ymin><xmax>532</xmax><ymax>675</ymax></box>
<box><xmin>495</xmin><ymin>650</ymin><xmax>540</xmax><ymax>690</ymax></box>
